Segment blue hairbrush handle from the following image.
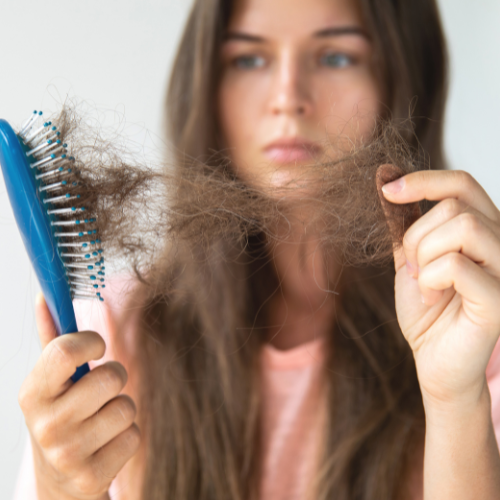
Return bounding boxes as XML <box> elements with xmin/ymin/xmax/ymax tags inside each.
<box><xmin>0</xmin><ymin>119</ymin><xmax>89</xmax><ymax>382</ymax></box>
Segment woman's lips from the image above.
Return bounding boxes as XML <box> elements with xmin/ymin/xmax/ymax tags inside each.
<box><xmin>263</xmin><ymin>138</ymin><xmax>322</xmax><ymax>163</ymax></box>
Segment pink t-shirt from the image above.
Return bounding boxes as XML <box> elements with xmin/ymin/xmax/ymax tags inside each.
<box><xmin>13</xmin><ymin>277</ymin><xmax>500</xmax><ymax>500</ymax></box>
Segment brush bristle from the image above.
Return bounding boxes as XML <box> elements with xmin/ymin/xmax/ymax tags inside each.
<box><xmin>18</xmin><ymin>110</ymin><xmax>105</xmax><ymax>301</ymax></box>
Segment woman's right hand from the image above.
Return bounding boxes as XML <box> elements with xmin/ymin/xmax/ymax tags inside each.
<box><xmin>18</xmin><ymin>294</ymin><xmax>141</xmax><ymax>500</ymax></box>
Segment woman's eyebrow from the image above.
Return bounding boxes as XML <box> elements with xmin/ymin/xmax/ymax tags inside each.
<box><xmin>224</xmin><ymin>26</ymin><xmax>368</xmax><ymax>44</ymax></box>
<box><xmin>224</xmin><ymin>32</ymin><xmax>266</xmax><ymax>43</ymax></box>
<box><xmin>313</xmin><ymin>26</ymin><xmax>369</xmax><ymax>39</ymax></box>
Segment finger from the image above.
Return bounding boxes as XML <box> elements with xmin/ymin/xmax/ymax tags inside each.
<box><xmin>35</xmin><ymin>293</ymin><xmax>57</xmax><ymax>351</ymax></box>
<box><xmin>90</xmin><ymin>423</ymin><xmax>141</xmax><ymax>482</ymax></box>
<box><xmin>54</xmin><ymin>362</ymin><xmax>128</xmax><ymax>423</ymax></box>
<box><xmin>78</xmin><ymin>395</ymin><xmax>137</xmax><ymax>458</ymax></box>
<box><xmin>376</xmin><ymin>164</ymin><xmax>421</xmax><ymax>271</ymax></box>
<box><xmin>32</xmin><ymin>331</ymin><xmax>106</xmax><ymax>400</ymax></box>
<box><xmin>419</xmin><ymin>253</ymin><xmax>500</xmax><ymax>330</ymax></box>
<box><xmin>382</xmin><ymin>170</ymin><xmax>500</xmax><ymax>223</ymax></box>
<box><xmin>415</xmin><ymin>210</ymin><xmax>500</xmax><ymax>281</ymax></box>
<box><xmin>403</xmin><ymin>198</ymin><xmax>500</xmax><ymax>277</ymax></box>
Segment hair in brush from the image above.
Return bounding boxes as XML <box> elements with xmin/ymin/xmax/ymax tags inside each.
<box><xmin>18</xmin><ymin>111</ymin><xmax>105</xmax><ymax>299</ymax></box>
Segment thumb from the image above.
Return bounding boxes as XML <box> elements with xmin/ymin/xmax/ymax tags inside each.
<box><xmin>35</xmin><ymin>293</ymin><xmax>58</xmax><ymax>351</ymax></box>
<box><xmin>376</xmin><ymin>164</ymin><xmax>421</xmax><ymax>272</ymax></box>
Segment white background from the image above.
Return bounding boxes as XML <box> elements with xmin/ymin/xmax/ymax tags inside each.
<box><xmin>1</xmin><ymin>0</ymin><xmax>499</xmax><ymax>497</ymax></box>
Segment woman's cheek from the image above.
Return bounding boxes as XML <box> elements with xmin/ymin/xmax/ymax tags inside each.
<box><xmin>219</xmin><ymin>76</ymin><xmax>266</xmax><ymax>150</ymax></box>
<box><xmin>317</xmin><ymin>76</ymin><xmax>380</xmax><ymax>140</ymax></box>
<box><xmin>218</xmin><ymin>81</ymin><xmax>242</xmax><ymax>148</ymax></box>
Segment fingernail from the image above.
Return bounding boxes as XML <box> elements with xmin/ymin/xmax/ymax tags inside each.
<box><xmin>420</xmin><ymin>294</ymin><xmax>426</xmax><ymax>305</ymax></box>
<box><xmin>382</xmin><ymin>177</ymin><xmax>405</xmax><ymax>194</ymax></box>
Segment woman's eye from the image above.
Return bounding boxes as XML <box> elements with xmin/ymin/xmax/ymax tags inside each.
<box><xmin>232</xmin><ymin>55</ymin><xmax>266</xmax><ymax>70</ymax></box>
<box><xmin>319</xmin><ymin>52</ymin><xmax>353</xmax><ymax>69</ymax></box>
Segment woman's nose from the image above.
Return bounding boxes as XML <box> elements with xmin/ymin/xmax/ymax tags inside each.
<box><xmin>269</xmin><ymin>51</ymin><xmax>312</xmax><ymax>117</ymax></box>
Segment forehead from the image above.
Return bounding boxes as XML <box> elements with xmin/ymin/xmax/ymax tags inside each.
<box><xmin>227</xmin><ymin>0</ymin><xmax>364</xmax><ymax>38</ymax></box>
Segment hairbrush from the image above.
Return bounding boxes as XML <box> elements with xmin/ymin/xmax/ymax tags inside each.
<box><xmin>0</xmin><ymin>111</ymin><xmax>105</xmax><ymax>382</ymax></box>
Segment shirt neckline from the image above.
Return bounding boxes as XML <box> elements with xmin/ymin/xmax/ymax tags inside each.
<box><xmin>262</xmin><ymin>336</ymin><xmax>327</xmax><ymax>370</ymax></box>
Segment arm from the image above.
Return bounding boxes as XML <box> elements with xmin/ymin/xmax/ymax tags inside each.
<box><xmin>423</xmin><ymin>382</ymin><xmax>500</xmax><ymax>500</ymax></box>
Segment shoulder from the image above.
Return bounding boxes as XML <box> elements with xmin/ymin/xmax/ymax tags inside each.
<box><xmin>486</xmin><ymin>337</ymin><xmax>500</xmax><ymax>446</ymax></box>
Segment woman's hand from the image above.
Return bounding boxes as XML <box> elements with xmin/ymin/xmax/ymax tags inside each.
<box><xmin>381</xmin><ymin>169</ymin><xmax>500</xmax><ymax>411</ymax></box>
<box><xmin>18</xmin><ymin>294</ymin><xmax>141</xmax><ymax>500</ymax></box>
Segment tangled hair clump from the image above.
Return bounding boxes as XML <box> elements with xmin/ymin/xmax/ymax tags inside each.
<box><xmin>51</xmin><ymin>102</ymin><xmax>427</xmax><ymax>280</ymax></box>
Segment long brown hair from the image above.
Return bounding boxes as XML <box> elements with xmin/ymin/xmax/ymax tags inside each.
<box><xmin>133</xmin><ymin>1</ymin><xmax>448</xmax><ymax>499</ymax></box>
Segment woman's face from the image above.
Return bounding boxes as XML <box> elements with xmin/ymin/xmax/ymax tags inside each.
<box><xmin>218</xmin><ymin>0</ymin><xmax>381</xmax><ymax>191</ymax></box>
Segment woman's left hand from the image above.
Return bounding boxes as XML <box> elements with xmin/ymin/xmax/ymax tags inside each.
<box><xmin>382</xmin><ymin>169</ymin><xmax>500</xmax><ymax>410</ymax></box>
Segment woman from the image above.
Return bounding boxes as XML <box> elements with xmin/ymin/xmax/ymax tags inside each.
<box><xmin>15</xmin><ymin>0</ymin><xmax>500</xmax><ymax>499</ymax></box>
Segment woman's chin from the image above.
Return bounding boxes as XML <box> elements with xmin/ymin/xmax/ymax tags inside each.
<box><xmin>261</xmin><ymin>168</ymin><xmax>320</xmax><ymax>200</ymax></box>
<box><xmin>234</xmin><ymin>158</ymin><xmax>323</xmax><ymax>199</ymax></box>
<box><xmin>269</xmin><ymin>168</ymin><xmax>295</xmax><ymax>188</ymax></box>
